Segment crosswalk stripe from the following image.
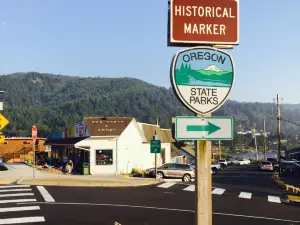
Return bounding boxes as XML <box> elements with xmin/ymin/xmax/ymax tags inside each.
<box><xmin>212</xmin><ymin>188</ymin><xmax>225</xmax><ymax>195</ymax></box>
<box><xmin>183</xmin><ymin>185</ymin><xmax>195</xmax><ymax>192</ymax></box>
<box><xmin>0</xmin><ymin>189</ymin><xmax>31</xmax><ymax>193</ymax></box>
<box><xmin>238</xmin><ymin>192</ymin><xmax>252</xmax><ymax>199</ymax></box>
<box><xmin>0</xmin><ymin>206</ymin><xmax>40</xmax><ymax>213</ymax></box>
<box><xmin>0</xmin><ymin>199</ymin><xmax>36</xmax><ymax>204</ymax></box>
<box><xmin>37</xmin><ymin>186</ymin><xmax>55</xmax><ymax>202</ymax></box>
<box><xmin>0</xmin><ymin>216</ymin><xmax>45</xmax><ymax>224</ymax></box>
<box><xmin>268</xmin><ymin>195</ymin><xmax>281</xmax><ymax>203</ymax></box>
<box><xmin>0</xmin><ymin>185</ymin><xmax>30</xmax><ymax>189</ymax></box>
<box><xmin>157</xmin><ymin>182</ymin><xmax>176</xmax><ymax>188</ymax></box>
<box><xmin>0</xmin><ymin>193</ymin><xmax>34</xmax><ymax>198</ymax></box>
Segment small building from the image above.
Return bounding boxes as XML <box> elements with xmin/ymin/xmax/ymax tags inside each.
<box><xmin>286</xmin><ymin>147</ymin><xmax>300</xmax><ymax>161</ymax></box>
<box><xmin>137</xmin><ymin>123</ymin><xmax>174</xmax><ymax>167</ymax></box>
<box><xmin>47</xmin><ymin>117</ymin><xmax>177</xmax><ymax>175</ymax></box>
<box><xmin>0</xmin><ymin>137</ymin><xmax>47</xmax><ymax>163</ymax></box>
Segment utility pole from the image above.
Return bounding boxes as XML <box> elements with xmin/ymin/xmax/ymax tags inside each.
<box><xmin>263</xmin><ymin>119</ymin><xmax>267</xmax><ymax>161</ymax></box>
<box><xmin>252</xmin><ymin>127</ymin><xmax>258</xmax><ymax>161</ymax></box>
<box><xmin>276</xmin><ymin>94</ymin><xmax>281</xmax><ymax>175</ymax></box>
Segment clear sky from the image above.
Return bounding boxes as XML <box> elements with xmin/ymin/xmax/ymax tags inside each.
<box><xmin>0</xmin><ymin>0</ymin><xmax>299</xmax><ymax>103</ymax></box>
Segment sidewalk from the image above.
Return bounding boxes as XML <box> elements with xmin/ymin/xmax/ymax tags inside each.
<box><xmin>0</xmin><ymin>163</ymin><xmax>159</xmax><ymax>187</ymax></box>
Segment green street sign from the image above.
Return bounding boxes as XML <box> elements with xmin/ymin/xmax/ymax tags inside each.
<box><xmin>175</xmin><ymin>116</ymin><xmax>234</xmax><ymax>141</ymax></box>
<box><xmin>150</xmin><ymin>140</ymin><xmax>161</xmax><ymax>154</ymax></box>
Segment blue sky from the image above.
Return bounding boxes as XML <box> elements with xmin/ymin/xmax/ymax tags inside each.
<box><xmin>0</xmin><ymin>0</ymin><xmax>299</xmax><ymax>103</ymax></box>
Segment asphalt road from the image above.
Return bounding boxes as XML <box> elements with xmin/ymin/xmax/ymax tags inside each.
<box><xmin>0</xmin><ymin>165</ymin><xmax>299</xmax><ymax>225</ymax></box>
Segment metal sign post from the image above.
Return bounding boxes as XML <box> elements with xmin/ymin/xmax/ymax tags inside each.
<box><xmin>150</xmin><ymin>136</ymin><xmax>161</xmax><ymax>179</ymax></box>
<box><xmin>32</xmin><ymin>126</ymin><xmax>37</xmax><ymax>182</ymax></box>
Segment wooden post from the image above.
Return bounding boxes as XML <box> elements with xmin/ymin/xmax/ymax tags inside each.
<box><xmin>195</xmin><ymin>114</ymin><xmax>212</xmax><ymax>225</ymax></box>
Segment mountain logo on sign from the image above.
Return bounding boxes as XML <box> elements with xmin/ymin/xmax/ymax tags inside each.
<box><xmin>175</xmin><ymin>63</ymin><xmax>233</xmax><ymax>87</ymax></box>
<box><xmin>170</xmin><ymin>47</ymin><xmax>234</xmax><ymax>115</ymax></box>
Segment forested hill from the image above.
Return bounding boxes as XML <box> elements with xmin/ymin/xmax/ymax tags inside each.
<box><xmin>1</xmin><ymin>72</ymin><xmax>300</xmax><ymax>138</ymax></box>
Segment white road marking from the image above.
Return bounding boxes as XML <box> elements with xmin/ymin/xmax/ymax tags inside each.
<box><xmin>0</xmin><ymin>189</ymin><xmax>31</xmax><ymax>193</ymax></box>
<box><xmin>238</xmin><ymin>192</ymin><xmax>252</xmax><ymax>199</ymax></box>
<box><xmin>213</xmin><ymin>212</ymin><xmax>300</xmax><ymax>223</ymax></box>
<box><xmin>0</xmin><ymin>199</ymin><xmax>36</xmax><ymax>204</ymax></box>
<box><xmin>0</xmin><ymin>185</ymin><xmax>30</xmax><ymax>189</ymax></box>
<box><xmin>0</xmin><ymin>206</ymin><xmax>40</xmax><ymax>213</ymax></box>
<box><xmin>268</xmin><ymin>195</ymin><xmax>281</xmax><ymax>203</ymax></box>
<box><xmin>17</xmin><ymin>201</ymin><xmax>300</xmax><ymax>223</ymax></box>
<box><xmin>212</xmin><ymin>188</ymin><xmax>225</xmax><ymax>195</ymax></box>
<box><xmin>0</xmin><ymin>216</ymin><xmax>45</xmax><ymax>224</ymax></box>
<box><xmin>0</xmin><ymin>193</ymin><xmax>34</xmax><ymax>198</ymax></box>
<box><xmin>183</xmin><ymin>185</ymin><xmax>195</xmax><ymax>192</ymax></box>
<box><xmin>157</xmin><ymin>182</ymin><xmax>176</xmax><ymax>188</ymax></box>
<box><xmin>37</xmin><ymin>186</ymin><xmax>55</xmax><ymax>202</ymax></box>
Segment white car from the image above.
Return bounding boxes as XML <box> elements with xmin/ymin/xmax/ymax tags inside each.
<box><xmin>237</xmin><ymin>159</ymin><xmax>251</xmax><ymax>165</ymax></box>
<box><xmin>218</xmin><ymin>159</ymin><xmax>228</xmax><ymax>166</ymax></box>
<box><xmin>260</xmin><ymin>161</ymin><xmax>273</xmax><ymax>171</ymax></box>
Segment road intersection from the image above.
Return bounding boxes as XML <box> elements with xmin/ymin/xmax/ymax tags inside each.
<box><xmin>0</xmin><ymin>165</ymin><xmax>298</xmax><ymax>225</ymax></box>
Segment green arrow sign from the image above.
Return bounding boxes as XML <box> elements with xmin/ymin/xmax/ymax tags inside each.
<box><xmin>186</xmin><ymin>122</ymin><xmax>221</xmax><ymax>135</ymax></box>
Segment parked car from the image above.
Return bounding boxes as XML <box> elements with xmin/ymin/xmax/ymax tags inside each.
<box><xmin>190</xmin><ymin>161</ymin><xmax>221</xmax><ymax>172</ymax></box>
<box><xmin>260</xmin><ymin>161</ymin><xmax>273</xmax><ymax>171</ymax></box>
<box><xmin>237</xmin><ymin>159</ymin><xmax>251</xmax><ymax>165</ymax></box>
<box><xmin>228</xmin><ymin>158</ymin><xmax>239</xmax><ymax>165</ymax></box>
<box><xmin>279</xmin><ymin>161</ymin><xmax>300</xmax><ymax>176</ymax></box>
<box><xmin>145</xmin><ymin>163</ymin><xmax>195</xmax><ymax>182</ymax></box>
<box><xmin>218</xmin><ymin>159</ymin><xmax>228</xmax><ymax>167</ymax></box>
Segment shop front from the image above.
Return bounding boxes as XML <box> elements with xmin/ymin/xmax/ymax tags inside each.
<box><xmin>44</xmin><ymin>137</ymin><xmax>90</xmax><ymax>174</ymax></box>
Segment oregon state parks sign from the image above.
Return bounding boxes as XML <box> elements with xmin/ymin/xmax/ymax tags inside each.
<box><xmin>170</xmin><ymin>47</ymin><xmax>234</xmax><ymax>115</ymax></box>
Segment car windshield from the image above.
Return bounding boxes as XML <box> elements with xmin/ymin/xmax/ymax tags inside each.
<box><xmin>219</xmin><ymin>160</ymin><xmax>225</xmax><ymax>162</ymax></box>
<box><xmin>262</xmin><ymin>162</ymin><xmax>271</xmax><ymax>165</ymax></box>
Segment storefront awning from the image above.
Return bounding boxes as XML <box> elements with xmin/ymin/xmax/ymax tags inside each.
<box><xmin>44</xmin><ymin>137</ymin><xmax>87</xmax><ymax>146</ymax></box>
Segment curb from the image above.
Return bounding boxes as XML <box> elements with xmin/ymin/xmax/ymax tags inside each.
<box><xmin>0</xmin><ymin>180</ymin><xmax>18</xmax><ymax>185</ymax></box>
<box><xmin>16</xmin><ymin>179</ymin><xmax>159</xmax><ymax>188</ymax></box>
<box><xmin>271</xmin><ymin>174</ymin><xmax>300</xmax><ymax>195</ymax></box>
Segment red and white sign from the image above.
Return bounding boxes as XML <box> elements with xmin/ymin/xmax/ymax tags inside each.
<box><xmin>32</xmin><ymin>126</ymin><xmax>37</xmax><ymax>143</ymax></box>
<box><xmin>79</xmin><ymin>124</ymin><xmax>84</xmax><ymax>136</ymax></box>
<box><xmin>169</xmin><ymin>0</ymin><xmax>239</xmax><ymax>45</ymax></box>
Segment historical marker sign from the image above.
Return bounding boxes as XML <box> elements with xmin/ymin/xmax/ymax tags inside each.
<box><xmin>169</xmin><ymin>0</ymin><xmax>239</xmax><ymax>45</ymax></box>
<box><xmin>175</xmin><ymin>116</ymin><xmax>233</xmax><ymax>140</ymax></box>
<box><xmin>171</xmin><ymin>47</ymin><xmax>234</xmax><ymax>115</ymax></box>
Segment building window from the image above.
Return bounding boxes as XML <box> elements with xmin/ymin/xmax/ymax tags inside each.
<box><xmin>95</xmin><ymin>149</ymin><xmax>113</xmax><ymax>165</ymax></box>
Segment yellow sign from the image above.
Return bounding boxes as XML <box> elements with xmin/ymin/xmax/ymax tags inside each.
<box><xmin>66</xmin><ymin>125</ymin><xmax>75</xmax><ymax>138</ymax></box>
<box><xmin>0</xmin><ymin>135</ymin><xmax>5</xmax><ymax>144</ymax></box>
<box><xmin>0</xmin><ymin>114</ymin><xmax>9</xmax><ymax>130</ymax></box>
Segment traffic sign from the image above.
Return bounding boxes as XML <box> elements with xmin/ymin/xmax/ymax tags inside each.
<box><xmin>171</xmin><ymin>47</ymin><xmax>234</xmax><ymax>115</ymax></box>
<box><xmin>0</xmin><ymin>135</ymin><xmax>5</xmax><ymax>144</ymax></box>
<box><xmin>175</xmin><ymin>116</ymin><xmax>233</xmax><ymax>140</ymax></box>
<box><xmin>0</xmin><ymin>113</ymin><xmax>9</xmax><ymax>130</ymax></box>
<box><xmin>169</xmin><ymin>0</ymin><xmax>239</xmax><ymax>45</ymax></box>
<box><xmin>32</xmin><ymin>126</ymin><xmax>37</xmax><ymax>143</ymax></box>
<box><xmin>150</xmin><ymin>140</ymin><xmax>161</xmax><ymax>153</ymax></box>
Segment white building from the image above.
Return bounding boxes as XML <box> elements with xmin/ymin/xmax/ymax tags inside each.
<box><xmin>46</xmin><ymin>117</ymin><xmax>173</xmax><ymax>175</ymax></box>
<box><xmin>137</xmin><ymin>123</ymin><xmax>173</xmax><ymax>168</ymax></box>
